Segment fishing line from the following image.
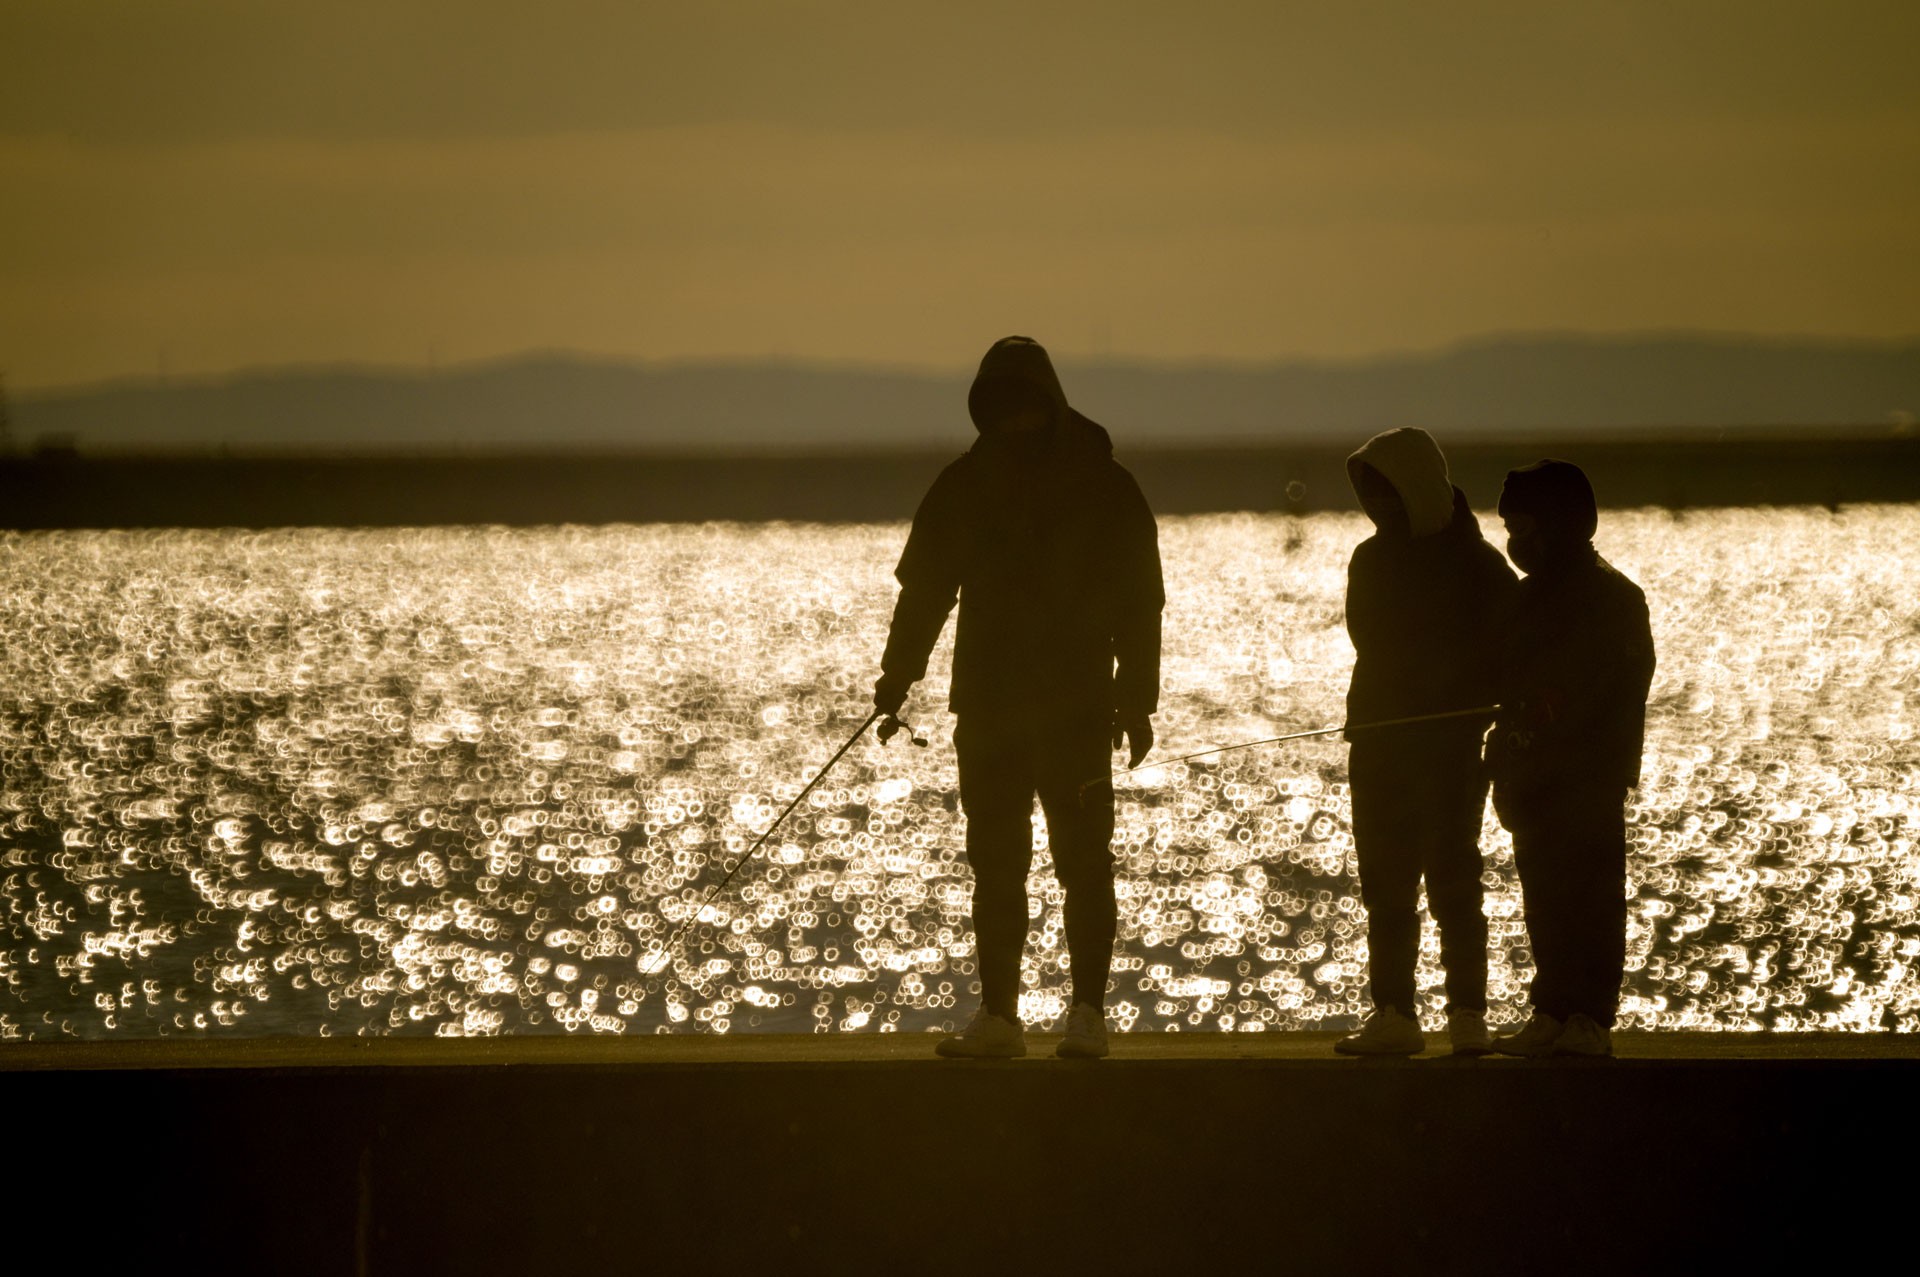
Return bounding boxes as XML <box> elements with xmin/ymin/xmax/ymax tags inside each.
<box><xmin>640</xmin><ymin>703</ymin><xmax>1497</xmax><ymax>989</ymax></box>
<box><xmin>1078</xmin><ymin>704</ymin><xmax>1502</xmax><ymax>797</ymax></box>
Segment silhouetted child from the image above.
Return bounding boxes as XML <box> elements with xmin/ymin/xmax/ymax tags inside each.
<box><xmin>1337</xmin><ymin>428</ymin><xmax>1517</xmax><ymax>1057</ymax></box>
<box><xmin>1487</xmin><ymin>460</ymin><xmax>1655</xmax><ymax>1058</ymax></box>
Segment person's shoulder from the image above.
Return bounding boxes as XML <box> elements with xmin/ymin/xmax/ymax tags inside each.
<box><xmin>916</xmin><ymin>450</ymin><xmax>981</xmax><ymax>513</ymax></box>
<box><xmin>1474</xmin><ymin>537</ymin><xmax>1519</xmax><ymax>580</ymax></box>
<box><xmin>1083</xmin><ymin>434</ymin><xmax>1131</xmax><ymax>479</ymax></box>
<box><xmin>1095</xmin><ymin>451</ymin><xmax>1157</xmax><ymax>514</ymax></box>
<box><xmin>1461</xmin><ymin>529</ymin><xmax>1507</xmax><ymax>566</ymax></box>
<box><xmin>1584</xmin><ymin>556</ymin><xmax>1651</xmax><ymax>637</ymax></box>
<box><xmin>1098</xmin><ymin>450</ymin><xmax>1138</xmax><ymax>481</ymax></box>
<box><xmin>1592</xmin><ymin>554</ymin><xmax>1647</xmax><ymax>603</ymax></box>
<box><xmin>933</xmin><ymin>448</ymin><xmax>980</xmax><ymax>484</ymax></box>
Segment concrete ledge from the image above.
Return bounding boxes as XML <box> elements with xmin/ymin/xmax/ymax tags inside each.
<box><xmin>6</xmin><ymin>1034</ymin><xmax>1914</xmax><ymax>1273</ymax></box>
<box><xmin>5</xmin><ymin>1029</ymin><xmax>1920</xmax><ymax>1070</ymax></box>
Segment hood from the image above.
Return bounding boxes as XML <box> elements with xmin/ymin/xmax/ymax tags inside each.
<box><xmin>968</xmin><ymin>335</ymin><xmax>1071</xmax><ymax>433</ymax></box>
<box><xmin>1346</xmin><ymin>427</ymin><xmax>1455</xmax><ymax>537</ymax></box>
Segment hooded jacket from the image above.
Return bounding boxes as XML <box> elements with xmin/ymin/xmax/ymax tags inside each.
<box><xmin>878</xmin><ymin>337</ymin><xmax>1164</xmax><ymax>723</ymax></box>
<box><xmin>1344</xmin><ymin>429</ymin><xmax>1518</xmax><ymax>745</ymax></box>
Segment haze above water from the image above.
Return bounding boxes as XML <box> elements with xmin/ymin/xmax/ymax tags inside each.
<box><xmin>17</xmin><ymin>336</ymin><xmax>1920</xmax><ymax>452</ymax></box>
<box><xmin>2</xmin><ymin>508</ymin><xmax>1917</xmax><ymax>1041</ymax></box>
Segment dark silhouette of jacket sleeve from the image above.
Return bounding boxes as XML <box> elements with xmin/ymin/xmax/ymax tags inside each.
<box><xmin>1475</xmin><ymin>550</ymin><xmax>1523</xmax><ymax>703</ymax></box>
<box><xmin>1531</xmin><ymin>579</ymin><xmax>1654</xmax><ymax>789</ymax></box>
<box><xmin>876</xmin><ymin>467</ymin><xmax>964</xmax><ymax>710</ymax></box>
<box><xmin>1580</xmin><ymin>582</ymin><xmax>1656</xmax><ymax>787</ymax></box>
<box><xmin>1343</xmin><ymin>542</ymin><xmax>1393</xmax><ymax>658</ymax></box>
<box><xmin>1110</xmin><ymin>469</ymin><xmax>1165</xmax><ymax>720</ymax></box>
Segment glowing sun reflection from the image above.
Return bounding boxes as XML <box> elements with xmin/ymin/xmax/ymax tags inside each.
<box><xmin>0</xmin><ymin>507</ymin><xmax>1916</xmax><ymax>1040</ymax></box>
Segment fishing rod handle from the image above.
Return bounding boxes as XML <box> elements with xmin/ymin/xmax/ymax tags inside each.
<box><xmin>878</xmin><ymin>713</ymin><xmax>929</xmax><ymax>747</ymax></box>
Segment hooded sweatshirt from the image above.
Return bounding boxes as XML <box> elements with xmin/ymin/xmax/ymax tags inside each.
<box><xmin>1344</xmin><ymin>428</ymin><xmax>1518</xmax><ymax>743</ymax></box>
<box><xmin>879</xmin><ymin>337</ymin><xmax>1164</xmax><ymax>723</ymax></box>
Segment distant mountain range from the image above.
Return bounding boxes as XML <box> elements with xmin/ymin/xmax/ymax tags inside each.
<box><xmin>14</xmin><ymin>334</ymin><xmax>1919</xmax><ymax>453</ymax></box>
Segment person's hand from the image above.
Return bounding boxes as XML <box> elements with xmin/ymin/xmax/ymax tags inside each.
<box><xmin>873</xmin><ymin>676</ymin><xmax>907</xmax><ymax>718</ymax></box>
<box><xmin>1113</xmin><ymin>714</ymin><xmax>1154</xmax><ymax>768</ymax></box>
<box><xmin>1519</xmin><ymin>688</ymin><xmax>1566</xmax><ymax>729</ymax></box>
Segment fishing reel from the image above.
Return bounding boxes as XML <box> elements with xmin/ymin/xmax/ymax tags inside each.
<box><xmin>877</xmin><ymin>714</ymin><xmax>929</xmax><ymax>747</ymax></box>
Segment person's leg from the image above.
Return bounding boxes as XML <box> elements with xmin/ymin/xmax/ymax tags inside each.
<box><xmin>1509</xmin><ymin>809</ymin><xmax>1572</xmax><ymax>1022</ymax></box>
<box><xmin>1349</xmin><ymin>743</ymin><xmax>1423</xmax><ymax>1017</ymax></box>
<box><xmin>1559</xmin><ymin>787</ymin><xmax>1629</xmax><ymax>1027</ymax></box>
<box><xmin>1422</xmin><ymin>748</ymin><xmax>1490</xmax><ymax>1014</ymax></box>
<box><xmin>1035</xmin><ymin>721</ymin><xmax>1118</xmax><ymax>1011</ymax></box>
<box><xmin>955</xmin><ymin>718</ymin><xmax>1039</xmax><ymax>1022</ymax></box>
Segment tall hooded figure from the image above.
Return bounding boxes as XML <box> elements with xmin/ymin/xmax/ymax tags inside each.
<box><xmin>873</xmin><ymin>336</ymin><xmax>1164</xmax><ymax>1060</ymax></box>
<box><xmin>1486</xmin><ymin>459</ymin><xmax>1655</xmax><ymax>1059</ymax></box>
<box><xmin>1338</xmin><ymin>428</ymin><xmax>1518</xmax><ymax>1057</ymax></box>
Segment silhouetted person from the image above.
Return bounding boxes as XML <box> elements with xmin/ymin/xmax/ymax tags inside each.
<box><xmin>1335</xmin><ymin>428</ymin><xmax>1517</xmax><ymax>1057</ymax></box>
<box><xmin>1487</xmin><ymin>460</ymin><xmax>1655</xmax><ymax>1058</ymax></box>
<box><xmin>874</xmin><ymin>336</ymin><xmax>1163</xmax><ymax>1059</ymax></box>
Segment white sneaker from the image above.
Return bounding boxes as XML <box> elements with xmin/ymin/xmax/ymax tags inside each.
<box><xmin>1492</xmin><ymin>1011</ymin><xmax>1563</xmax><ymax>1057</ymax></box>
<box><xmin>1552</xmin><ymin>1013</ymin><xmax>1614</xmax><ymax>1058</ymax></box>
<box><xmin>1447</xmin><ymin>1008</ymin><xmax>1493</xmax><ymax>1056</ymax></box>
<box><xmin>935</xmin><ymin>1007</ymin><xmax>1026</xmax><ymax>1059</ymax></box>
<box><xmin>1057</xmin><ymin>1003</ymin><xmax>1110</xmax><ymax>1059</ymax></box>
<box><xmin>1334</xmin><ymin>1006</ymin><xmax>1425</xmax><ymax>1056</ymax></box>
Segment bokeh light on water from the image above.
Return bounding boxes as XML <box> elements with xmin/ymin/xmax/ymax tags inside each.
<box><xmin>1</xmin><ymin>509</ymin><xmax>1916</xmax><ymax>1040</ymax></box>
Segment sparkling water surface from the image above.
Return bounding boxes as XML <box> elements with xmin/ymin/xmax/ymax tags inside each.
<box><xmin>2</xmin><ymin>509</ymin><xmax>1917</xmax><ymax>1041</ymax></box>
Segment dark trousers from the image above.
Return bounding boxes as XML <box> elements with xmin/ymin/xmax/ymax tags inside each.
<box><xmin>1349</xmin><ymin>735</ymin><xmax>1490</xmax><ymax>1016</ymax></box>
<box><xmin>954</xmin><ymin>715</ymin><xmax>1116</xmax><ymax>1019</ymax></box>
<box><xmin>1504</xmin><ymin>784</ymin><xmax>1629</xmax><ymax>1027</ymax></box>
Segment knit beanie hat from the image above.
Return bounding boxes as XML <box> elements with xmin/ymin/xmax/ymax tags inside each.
<box><xmin>1498</xmin><ymin>459</ymin><xmax>1598</xmax><ymax>542</ymax></box>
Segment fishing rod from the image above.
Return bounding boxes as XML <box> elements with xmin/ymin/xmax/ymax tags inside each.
<box><xmin>641</xmin><ymin>708</ymin><xmax>926</xmax><ymax>980</ymax></box>
<box><xmin>1078</xmin><ymin>704</ymin><xmax>1503</xmax><ymax>797</ymax></box>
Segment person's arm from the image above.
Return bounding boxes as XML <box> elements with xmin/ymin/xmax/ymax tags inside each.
<box><xmin>1343</xmin><ymin>541</ymin><xmax>1394</xmax><ymax>655</ymax></box>
<box><xmin>1111</xmin><ymin>469</ymin><xmax>1164</xmax><ymax>765</ymax></box>
<box><xmin>1525</xmin><ymin>579</ymin><xmax>1655</xmax><ymax>783</ymax></box>
<box><xmin>1110</xmin><ymin>470</ymin><xmax>1164</xmax><ymax>718</ymax></box>
<box><xmin>1611</xmin><ymin>583</ymin><xmax>1657</xmax><ymax>786</ymax></box>
<box><xmin>1473</xmin><ymin>547</ymin><xmax>1522</xmax><ymax>704</ymax></box>
<box><xmin>874</xmin><ymin>467</ymin><xmax>964</xmax><ymax>715</ymax></box>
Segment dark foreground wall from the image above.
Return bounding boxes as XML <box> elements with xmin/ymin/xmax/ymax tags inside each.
<box><xmin>6</xmin><ymin>433</ymin><xmax>1919</xmax><ymax>528</ymax></box>
<box><xmin>7</xmin><ymin>1041</ymin><xmax>1915</xmax><ymax>1275</ymax></box>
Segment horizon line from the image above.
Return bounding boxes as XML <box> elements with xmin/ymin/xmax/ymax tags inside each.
<box><xmin>16</xmin><ymin>326</ymin><xmax>1920</xmax><ymax>400</ymax></box>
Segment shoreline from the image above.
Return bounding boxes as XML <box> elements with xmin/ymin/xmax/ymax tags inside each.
<box><xmin>6</xmin><ymin>433</ymin><xmax>1919</xmax><ymax>528</ymax></box>
<box><xmin>7</xmin><ymin>1029</ymin><xmax>1917</xmax><ymax>1071</ymax></box>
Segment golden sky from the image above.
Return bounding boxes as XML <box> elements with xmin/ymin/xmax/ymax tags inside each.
<box><xmin>4</xmin><ymin>1</ymin><xmax>1916</xmax><ymax>388</ymax></box>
